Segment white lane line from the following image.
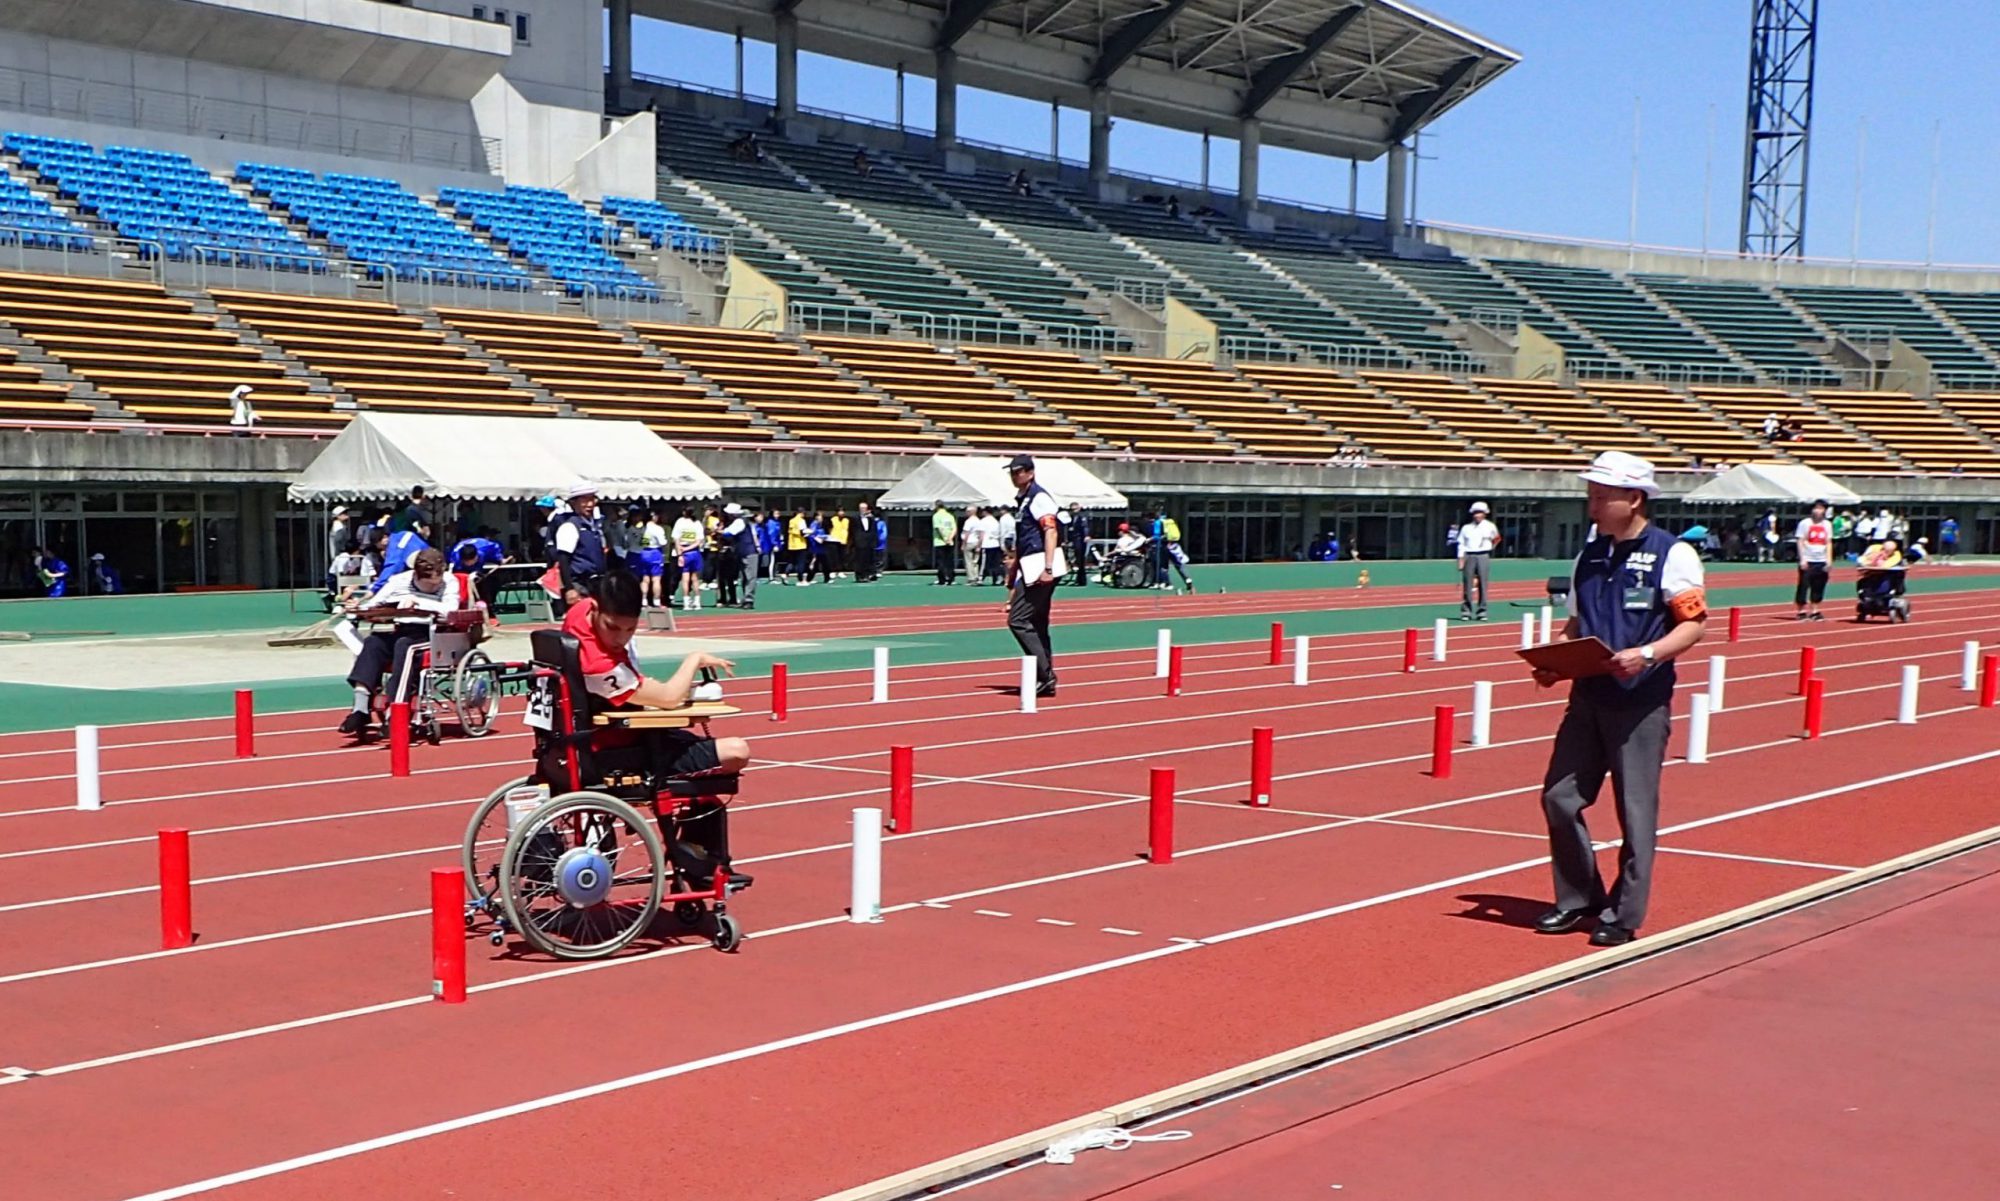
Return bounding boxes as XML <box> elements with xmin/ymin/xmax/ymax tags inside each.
<box><xmin>1101</xmin><ymin>927</ymin><xmax>1141</xmax><ymax>936</ymax></box>
<box><xmin>1035</xmin><ymin>918</ymin><xmax>1075</xmax><ymax>927</ymax></box>
<box><xmin>973</xmin><ymin>910</ymin><xmax>1011</xmax><ymax>919</ymax></box>
<box><xmin>0</xmin><ymin>910</ymin><xmax>425</xmax><ymax>986</ymax></box>
<box><xmin>1657</xmin><ymin>847</ymin><xmax>1858</xmax><ymax>872</ymax></box>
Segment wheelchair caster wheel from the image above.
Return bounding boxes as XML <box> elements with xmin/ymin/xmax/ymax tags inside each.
<box><xmin>463</xmin><ymin>912</ymin><xmax>475</xmax><ymax>930</ymax></box>
<box><xmin>712</xmin><ymin>914</ymin><xmax>742</xmax><ymax>952</ymax></box>
<box><xmin>673</xmin><ymin>900</ymin><xmax>704</xmax><ymax>927</ymax></box>
<box><xmin>488</xmin><ymin>931</ymin><xmax>505</xmax><ymax>947</ymax></box>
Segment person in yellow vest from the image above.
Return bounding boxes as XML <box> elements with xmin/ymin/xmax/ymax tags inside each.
<box><xmin>1161</xmin><ymin>514</ymin><xmax>1195</xmax><ymax>593</ymax></box>
<box><xmin>828</xmin><ymin>510</ymin><xmax>852</xmax><ymax>579</ymax></box>
<box><xmin>785</xmin><ymin>510</ymin><xmax>809</xmax><ymax>585</ymax></box>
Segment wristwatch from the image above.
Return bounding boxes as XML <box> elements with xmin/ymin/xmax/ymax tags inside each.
<box><xmin>1639</xmin><ymin>644</ymin><xmax>1656</xmax><ymax>663</ymax></box>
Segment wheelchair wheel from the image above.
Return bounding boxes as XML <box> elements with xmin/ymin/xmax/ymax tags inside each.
<box><xmin>452</xmin><ymin>651</ymin><xmax>501</xmax><ymax>737</ymax></box>
<box><xmin>463</xmin><ymin>775</ymin><xmax>536</xmax><ymax>905</ymax></box>
<box><xmin>498</xmin><ymin>791</ymin><xmax>663</xmax><ymax>960</ymax></box>
<box><xmin>673</xmin><ymin>899</ymin><xmax>705</xmax><ymax>926</ymax></box>
<box><xmin>712</xmin><ymin>913</ymin><xmax>742</xmax><ymax>952</ymax></box>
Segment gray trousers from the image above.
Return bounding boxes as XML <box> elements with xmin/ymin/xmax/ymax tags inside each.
<box><xmin>1460</xmin><ymin>551</ymin><xmax>1491</xmax><ymax>615</ymax></box>
<box><xmin>740</xmin><ymin>553</ymin><xmax>760</xmax><ymax>605</ymax></box>
<box><xmin>1540</xmin><ymin>696</ymin><xmax>1671</xmax><ymax>931</ymax></box>
<box><xmin>1007</xmin><ymin>579</ymin><xmax>1056</xmax><ymax>687</ymax></box>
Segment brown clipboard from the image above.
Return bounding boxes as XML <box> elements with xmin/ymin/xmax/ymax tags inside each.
<box><xmin>1516</xmin><ymin>637</ymin><xmax>1617</xmax><ymax>679</ymax></box>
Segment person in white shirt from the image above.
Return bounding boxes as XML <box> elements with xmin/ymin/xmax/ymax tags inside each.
<box><xmin>998</xmin><ymin>509</ymin><xmax>1018</xmax><ymax>554</ymax></box>
<box><xmin>975</xmin><ymin>509</ymin><xmax>1003</xmax><ymax>584</ymax></box>
<box><xmin>670</xmin><ymin>508</ymin><xmax>705</xmax><ymax>610</ymax></box>
<box><xmin>1004</xmin><ymin>455</ymin><xmax>1064</xmax><ymax>697</ymax></box>
<box><xmin>1456</xmin><ymin>501</ymin><xmax>1501</xmax><ymax>620</ymax></box>
<box><xmin>961</xmin><ymin>506</ymin><xmax>984</xmax><ymax>585</ymax></box>
<box><xmin>1793</xmin><ymin>499</ymin><xmax>1834</xmax><ymax>621</ymax></box>
<box><xmin>228</xmin><ymin>383</ymin><xmax>257</xmax><ymax>436</ymax></box>
<box><xmin>339</xmin><ymin>547</ymin><xmax>460</xmax><ymax>736</ymax></box>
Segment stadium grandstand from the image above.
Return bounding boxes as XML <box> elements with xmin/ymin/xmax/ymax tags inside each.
<box><xmin>0</xmin><ymin>0</ymin><xmax>1992</xmax><ymax>596</ymax></box>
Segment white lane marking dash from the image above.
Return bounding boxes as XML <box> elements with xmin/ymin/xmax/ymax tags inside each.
<box><xmin>1101</xmin><ymin>927</ymin><xmax>1142</xmax><ymax>936</ymax></box>
<box><xmin>1035</xmin><ymin>918</ymin><xmax>1076</xmax><ymax>927</ymax></box>
<box><xmin>973</xmin><ymin>909</ymin><xmax>1011</xmax><ymax>918</ymax></box>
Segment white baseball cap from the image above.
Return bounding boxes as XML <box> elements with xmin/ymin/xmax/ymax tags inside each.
<box><xmin>1468</xmin><ymin>501</ymin><xmax>1490</xmax><ymax>514</ymax></box>
<box><xmin>565</xmin><ymin>480</ymin><xmax>599</xmax><ymax>500</ymax></box>
<box><xmin>1578</xmin><ymin>451</ymin><xmax>1661</xmax><ymax>498</ymax></box>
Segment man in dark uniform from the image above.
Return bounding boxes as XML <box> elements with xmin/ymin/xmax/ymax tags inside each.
<box><xmin>1066</xmin><ymin>502</ymin><xmax>1091</xmax><ymax>585</ymax></box>
<box><xmin>549</xmin><ymin>482</ymin><xmax>608</xmax><ymax>617</ymax></box>
<box><xmin>1004</xmin><ymin>454</ymin><xmax>1063</xmax><ymax>698</ymax></box>
<box><xmin>1531</xmin><ymin>452</ymin><xmax>1708</xmax><ymax>947</ymax></box>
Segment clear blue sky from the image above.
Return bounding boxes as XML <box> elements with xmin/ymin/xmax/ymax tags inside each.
<box><xmin>627</xmin><ymin>1</ymin><xmax>2000</xmax><ymax>266</ymax></box>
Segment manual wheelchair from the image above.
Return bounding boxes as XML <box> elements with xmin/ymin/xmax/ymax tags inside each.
<box><xmin>460</xmin><ymin>630</ymin><xmax>746</xmax><ymax>959</ymax></box>
<box><xmin>349</xmin><ymin>594</ymin><xmax>514</xmax><ymax>744</ymax></box>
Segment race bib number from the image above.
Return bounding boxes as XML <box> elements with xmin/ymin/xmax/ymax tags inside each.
<box><xmin>524</xmin><ymin>675</ymin><xmax>557</xmax><ymax>731</ymax></box>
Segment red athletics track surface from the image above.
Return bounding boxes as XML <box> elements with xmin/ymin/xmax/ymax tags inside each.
<box><xmin>979</xmin><ymin>841</ymin><xmax>2000</xmax><ymax>1201</ymax></box>
<box><xmin>1</xmin><ymin>588</ymin><xmax>1997</xmax><ymax>1200</ymax></box>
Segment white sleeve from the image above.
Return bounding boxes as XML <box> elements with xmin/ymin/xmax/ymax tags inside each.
<box><xmin>554</xmin><ymin>521</ymin><xmax>579</xmax><ymax>554</ymax></box>
<box><xmin>1029</xmin><ymin>492</ymin><xmax>1058</xmax><ymax>522</ymax></box>
<box><xmin>1794</xmin><ymin>519</ymin><xmax>1811</xmax><ymax>541</ymax></box>
<box><xmin>1663</xmin><ymin>542</ymin><xmax>1705</xmax><ymax>598</ymax></box>
<box><xmin>1566</xmin><ymin>556</ymin><xmax>1580</xmax><ymax>618</ymax></box>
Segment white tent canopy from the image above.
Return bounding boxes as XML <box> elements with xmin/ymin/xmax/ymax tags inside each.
<box><xmin>874</xmin><ymin>455</ymin><xmax>1127</xmax><ymax>511</ymax></box>
<box><xmin>285</xmin><ymin>413</ymin><xmax>722</xmax><ymax>503</ymax></box>
<box><xmin>1681</xmin><ymin>462</ymin><xmax>1863</xmax><ymax>507</ymax></box>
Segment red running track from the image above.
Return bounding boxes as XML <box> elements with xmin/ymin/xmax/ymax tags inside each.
<box><xmin>0</xmin><ymin>593</ymin><xmax>1997</xmax><ymax>1200</ymax></box>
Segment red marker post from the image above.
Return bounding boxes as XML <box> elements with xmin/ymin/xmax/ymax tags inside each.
<box><xmin>1268</xmin><ymin>622</ymin><xmax>1285</xmax><ymax>666</ymax></box>
<box><xmin>1727</xmin><ymin>606</ymin><xmax>1742</xmax><ymax>643</ymax></box>
<box><xmin>1803</xmin><ymin>677</ymin><xmax>1826</xmax><ymax>739</ymax></box>
<box><xmin>1981</xmin><ymin>656</ymin><xmax>1999</xmax><ymax>709</ymax></box>
<box><xmin>1430</xmin><ymin>706</ymin><xmax>1454</xmax><ymax>779</ymax></box>
<box><xmin>1248</xmin><ymin>727</ymin><xmax>1273</xmax><ymax>807</ymax></box>
<box><xmin>1797</xmin><ymin>646</ymin><xmax>1817</xmax><ymax>696</ymax></box>
<box><xmin>430</xmin><ymin>867</ymin><xmax>466</xmax><ymax>1004</ymax></box>
<box><xmin>389</xmin><ymin>702</ymin><xmax>411</xmax><ymax>778</ymax></box>
<box><xmin>1166</xmin><ymin>645</ymin><xmax>1185</xmax><ymax>697</ymax></box>
<box><xmin>1402</xmin><ymin>628</ymin><xmax>1419</xmax><ymax>674</ymax></box>
<box><xmin>770</xmin><ymin>663</ymin><xmax>789</xmax><ymax>722</ymax></box>
<box><xmin>889</xmin><ymin>744</ymin><xmax>914</xmax><ymax>833</ymax></box>
<box><xmin>1148</xmin><ymin>767</ymin><xmax>1175</xmax><ymax>864</ymax></box>
<box><xmin>159</xmin><ymin>828</ymin><xmax>192</xmax><ymax>950</ymax></box>
<box><xmin>233</xmin><ymin>689</ymin><xmax>254</xmax><ymax>759</ymax></box>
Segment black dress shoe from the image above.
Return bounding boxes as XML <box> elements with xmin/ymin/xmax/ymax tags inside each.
<box><xmin>1589</xmin><ymin>923</ymin><xmax>1636</xmax><ymax>947</ymax></box>
<box><xmin>338</xmin><ymin>710</ymin><xmax>369</xmax><ymax>736</ymax></box>
<box><xmin>1533</xmin><ymin>906</ymin><xmax>1595</xmax><ymax>934</ymax></box>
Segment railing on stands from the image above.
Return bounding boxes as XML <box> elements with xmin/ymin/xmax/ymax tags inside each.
<box><xmin>788</xmin><ymin>301</ymin><xmax>891</xmax><ymax>337</ymax></box>
<box><xmin>0</xmin><ymin>65</ymin><xmax>499</xmax><ymax>172</ymax></box>
<box><xmin>1220</xmin><ymin>336</ymin><xmax>1475</xmax><ymax>375</ymax></box>
<box><xmin>1932</xmin><ymin>372</ymin><xmax>2000</xmax><ymax>393</ymax></box>
<box><xmin>891</xmin><ymin>310</ymin><xmax>1035</xmax><ymax>348</ymax></box>
<box><xmin>0</xmin><ymin>223</ymin><xmax>163</xmax><ymax>282</ymax></box>
<box><xmin>1041</xmin><ymin>323</ymin><xmax>1141</xmax><ymax>355</ymax></box>
<box><xmin>1115</xmin><ymin>277</ymin><xmax>1166</xmax><ymax>311</ymax></box>
<box><xmin>183</xmin><ymin>244</ymin><xmax>348</xmax><ymax>297</ymax></box>
<box><xmin>1468</xmin><ymin>305</ymin><xmax>1523</xmax><ymax>331</ymax></box>
<box><xmin>586</xmin><ymin>284</ymin><xmax>682</xmax><ymax>324</ymax></box>
<box><xmin>1564</xmin><ymin>358</ymin><xmax>1640</xmax><ymax>382</ymax></box>
<box><xmin>1833</xmin><ymin>324</ymin><xmax>1896</xmax><ymax>357</ymax></box>
<box><xmin>713</xmin><ymin>298</ymin><xmax>779</xmax><ymax>331</ymax></box>
<box><xmin>374</xmin><ymin>263</ymin><xmax>548</xmax><ymax>313</ymax></box>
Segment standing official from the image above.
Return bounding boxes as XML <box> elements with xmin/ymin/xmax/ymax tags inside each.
<box><xmin>1456</xmin><ymin>501</ymin><xmax>1500</xmax><ymax>620</ymax></box>
<box><xmin>931</xmin><ymin>500</ymin><xmax>958</xmax><ymax>585</ymax></box>
<box><xmin>1066</xmin><ymin>503</ymin><xmax>1091</xmax><ymax>585</ymax></box>
<box><xmin>1793</xmin><ymin>499</ymin><xmax>1833</xmax><ymax>621</ymax></box>
<box><xmin>548</xmin><ymin>482</ymin><xmax>608</xmax><ymax>615</ymax></box>
<box><xmin>1532</xmin><ymin>452</ymin><xmax>1707</xmax><ymax>947</ymax></box>
<box><xmin>854</xmin><ymin>501</ymin><xmax>879</xmax><ymax>582</ymax></box>
<box><xmin>1004</xmin><ymin>455</ymin><xmax>1062</xmax><ymax>698</ymax></box>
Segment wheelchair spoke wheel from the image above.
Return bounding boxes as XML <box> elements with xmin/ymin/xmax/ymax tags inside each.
<box><xmin>452</xmin><ymin>651</ymin><xmax>501</xmax><ymax>737</ymax></box>
<box><xmin>462</xmin><ymin>774</ymin><xmax>537</xmax><ymax>904</ymax></box>
<box><xmin>498</xmin><ymin>792</ymin><xmax>662</xmax><ymax>960</ymax></box>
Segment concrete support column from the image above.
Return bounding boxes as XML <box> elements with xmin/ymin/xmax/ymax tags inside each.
<box><xmin>1237</xmin><ymin>117</ymin><xmax>1261</xmax><ymax>213</ymax></box>
<box><xmin>609</xmin><ymin>0</ymin><xmax>633</xmax><ymax>90</ymax></box>
<box><xmin>1088</xmin><ymin>87</ymin><xmax>1111</xmax><ymax>184</ymax></box>
<box><xmin>934</xmin><ymin>47</ymin><xmax>958</xmax><ymax>149</ymax></box>
<box><xmin>774</xmin><ymin>9</ymin><xmax>799</xmax><ymax>123</ymax></box>
<box><xmin>1384</xmin><ymin>142</ymin><xmax>1409</xmax><ymax>238</ymax></box>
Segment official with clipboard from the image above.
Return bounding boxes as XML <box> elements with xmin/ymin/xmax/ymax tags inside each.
<box><xmin>1529</xmin><ymin>452</ymin><xmax>1708</xmax><ymax>947</ymax></box>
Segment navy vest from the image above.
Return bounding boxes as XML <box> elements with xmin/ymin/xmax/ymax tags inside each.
<box><xmin>560</xmin><ymin>512</ymin><xmax>608</xmax><ymax>576</ymax></box>
<box><xmin>1014</xmin><ymin>482</ymin><xmax>1051</xmax><ymax>558</ymax></box>
<box><xmin>1572</xmin><ymin>522</ymin><xmax>1682</xmax><ymax>710</ymax></box>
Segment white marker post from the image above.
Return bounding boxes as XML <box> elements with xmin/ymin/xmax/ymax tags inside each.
<box><xmin>871</xmin><ymin>646</ymin><xmax>890</xmax><ymax>704</ymax></box>
<box><xmin>1962</xmin><ymin>641</ymin><xmax>1980</xmax><ymax>692</ymax></box>
<box><xmin>1539</xmin><ymin>605</ymin><xmax>1554</xmax><ymax>644</ymax></box>
<box><xmin>1019</xmin><ymin>656</ymin><xmax>1038</xmax><ymax>714</ymax></box>
<box><xmin>1155</xmin><ymin>628</ymin><xmax>1171</xmax><ymax>678</ymax></box>
<box><xmin>74</xmin><ymin>725</ymin><xmax>101</xmax><ymax>812</ymax></box>
<box><xmin>1520</xmin><ymin>613</ymin><xmax>1535</xmax><ymax>650</ymax></box>
<box><xmin>1686</xmin><ymin>694</ymin><xmax>1711</xmax><ymax>764</ymax></box>
<box><xmin>1707</xmin><ymin>655</ymin><xmax>1727</xmax><ymax>713</ymax></box>
<box><xmin>849</xmin><ymin>808</ymin><xmax>882</xmax><ymax>924</ymax></box>
<box><xmin>1292</xmin><ymin>636</ymin><xmax>1311</xmax><ymax>686</ymax></box>
<box><xmin>1470</xmin><ymin>681</ymin><xmax>1492</xmax><ymax>747</ymax></box>
<box><xmin>1432</xmin><ymin>617</ymin><xmax>1448</xmax><ymax>663</ymax></box>
<box><xmin>1898</xmin><ymin>665</ymin><xmax>1920</xmax><ymax>725</ymax></box>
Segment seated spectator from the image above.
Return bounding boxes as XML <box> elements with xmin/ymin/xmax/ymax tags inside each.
<box><xmin>1761</xmin><ymin>412</ymin><xmax>1781</xmax><ymax>440</ymax></box>
<box><xmin>1784</xmin><ymin>418</ymin><xmax>1806</xmax><ymax>442</ymax></box>
<box><xmin>1859</xmin><ymin>538</ymin><xmax>1904</xmax><ymax>570</ymax></box>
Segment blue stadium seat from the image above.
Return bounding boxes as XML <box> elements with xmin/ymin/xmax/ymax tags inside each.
<box><xmin>0</xmin><ymin>165</ymin><xmax>93</xmax><ymax>251</ymax></box>
<box><xmin>436</xmin><ymin>184</ymin><xmax>659</xmax><ymax>299</ymax></box>
<box><xmin>600</xmin><ymin>194</ymin><xmax>716</xmax><ymax>255</ymax></box>
<box><xmin>3</xmin><ymin>132</ymin><xmax>321</xmax><ymax>269</ymax></box>
<box><xmin>235</xmin><ymin>162</ymin><xmax>531</xmax><ymax>290</ymax></box>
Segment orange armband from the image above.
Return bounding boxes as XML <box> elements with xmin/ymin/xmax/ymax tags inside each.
<box><xmin>1668</xmin><ymin>588</ymin><xmax>1708</xmax><ymax>623</ymax></box>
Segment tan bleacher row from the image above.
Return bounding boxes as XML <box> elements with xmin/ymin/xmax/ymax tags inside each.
<box><xmin>1571</xmin><ymin>380</ymin><xmax>1765</xmax><ymax>464</ymax></box>
<box><xmin>1362</xmin><ymin>371</ymin><xmax>1581</xmax><ymax>465</ymax></box>
<box><xmin>435</xmin><ymin>308</ymin><xmax>765</xmax><ymax>443</ymax></box>
<box><xmin>962</xmin><ymin>346</ymin><xmax>1221</xmax><ymax>454</ymax></box>
<box><xmin>633</xmin><ymin>324</ymin><xmax>938</xmax><ymax>447</ymax></box>
<box><xmin>0</xmin><ymin>273</ymin><xmax>332</xmax><ymax>425</ymax></box>
<box><xmin>210</xmin><ymin>290</ymin><xmax>540</xmax><ymax>417</ymax></box>
<box><xmin>1811</xmin><ymin>390</ymin><xmax>2000</xmax><ymax>476</ymax></box>
<box><xmin>1472</xmin><ymin>377</ymin><xmax>1681</xmax><ymax>466</ymax></box>
<box><xmin>1938</xmin><ymin>392</ymin><xmax>2000</xmax><ymax>447</ymax></box>
<box><xmin>1235</xmin><ymin>364</ymin><xmax>1480</xmax><ymax>463</ymax></box>
<box><xmin>1104</xmin><ymin>356</ymin><xmax>1341</xmax><ymax>457</ymax></box>
<box><xmin>808</xmin><ymin>335</ymin><xmax>1092</xmax><ymax>453</ymax></box>
<box><xmin>0</xmin><ymin>343</ymin><xmax>94</xmax><ymax>421</ymax></box>
<box><xmin>1691</xmin><ymin>385</ymin><xmax>1888</xmax><ymax>474</ymax></box>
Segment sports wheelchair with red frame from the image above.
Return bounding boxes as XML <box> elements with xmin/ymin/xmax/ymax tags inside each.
<box><xmin>460</xmin><ymin>630</ymin><xmax>745</xmax><ymax>959</ymax></box>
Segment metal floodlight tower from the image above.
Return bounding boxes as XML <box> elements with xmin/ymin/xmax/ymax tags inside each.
<box><xmin>1738</xmin><ymin>0</ymin><xmax>1818</xmax><ymax>258</ymax></box>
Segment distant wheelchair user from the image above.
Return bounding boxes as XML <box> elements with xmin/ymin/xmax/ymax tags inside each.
<box><xmin>1099</xmin><ymin>522</ymin><xmax>1154</xmax><ymax>589</ymax></box>
<box><xmin>460</xmin><ymin>570</ymin><xmax>753</xmax><ymax>959</ymax></box>
<box><xmin>338</xmin><ymin>548</ymin><xmax>460</xmax><ymax>738</ymax></box>
<box><xmin>1855</xmin><ymin>537</ymin><xmax>1911</xmax><ymax>623</ymax></box>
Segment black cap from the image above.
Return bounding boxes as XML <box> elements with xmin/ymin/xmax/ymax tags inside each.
<box><xmin>1006</xmin><ymin>454</ymin><xmax>1035</xmax><ymax>472</ymax></box>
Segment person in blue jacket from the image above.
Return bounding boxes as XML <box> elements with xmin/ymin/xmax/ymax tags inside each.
<box><xmin>34</xmin><ymin>547</ymin><xmax>69</xmax><ymax>597</ymax></box>
<box><xmin>450</xmin><ymin>535</ymin><xmax>507</xmax><ymax>567</ymax></box>
<box><xmin>758</xmin><ymin>512</ymin><xmax>781</xmax><ymax>579</ymax></box>
<box><xmin>873</xmin><ymin>507</ymin><xmax>889</xmax><ymax>578</ymax></box>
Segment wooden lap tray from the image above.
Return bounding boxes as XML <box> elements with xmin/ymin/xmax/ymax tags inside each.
<box><xmin>596</xmin><ymin>702</ymin><xmax>741</xmax><ymax>728</ymax></box>
<box><xmin>1516</xmin><ymin>637</ymin><xmax>1616</xmax><ymax>680</ymax></box>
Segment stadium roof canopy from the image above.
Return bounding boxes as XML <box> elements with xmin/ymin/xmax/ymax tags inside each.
<box><xmin>633</xmin><ymin>0</ymin><xmax>1519</xmax><ymax>159</ymax></box>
